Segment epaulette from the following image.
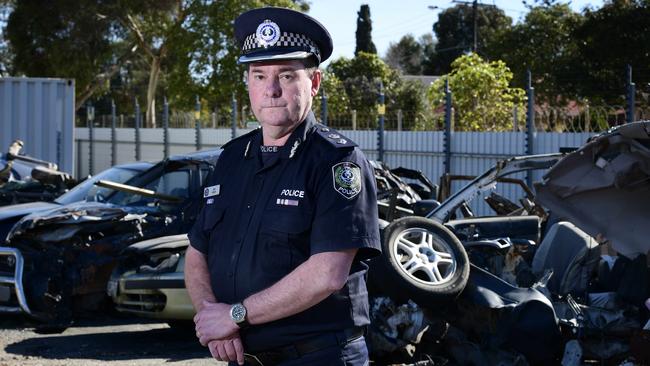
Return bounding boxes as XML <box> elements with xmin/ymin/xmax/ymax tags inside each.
<box><xmin>313</xmin><ymin>124</ymin><xmax>358</xmax><ymax>148</ymax></box>
<box><xmin>221</xmin><ymin>127</ymin><xmax>260</xmax><ymax>150</ymax></box>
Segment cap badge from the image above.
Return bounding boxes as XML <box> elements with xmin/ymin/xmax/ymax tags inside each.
<box><xmin>256</xmin><ymin>20</ymin><xmax>281</xmax><ymax>48</ymax></box>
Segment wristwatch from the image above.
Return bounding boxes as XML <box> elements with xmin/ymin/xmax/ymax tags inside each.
<box><xmin>230</xmin><ymin>302</ymin><xmax>249</xmax><ymax>329</ymax></box>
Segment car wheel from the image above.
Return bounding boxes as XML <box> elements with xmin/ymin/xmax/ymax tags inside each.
<box><xmin>372</xmin><ymin>217</ymin><xmax>469</xmax><ymax>305</ymax></box>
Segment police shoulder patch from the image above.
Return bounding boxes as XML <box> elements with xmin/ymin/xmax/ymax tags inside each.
<box><xmin>332</xmin><ymin>161</ymin><xmax>362</xmax><ymax>199</ymax></box>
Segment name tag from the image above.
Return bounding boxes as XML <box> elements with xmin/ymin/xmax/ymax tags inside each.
<box><xmin>204</xmin><ymin>185</ymin><xmax>220</xmax><ymax>198</ymax></box>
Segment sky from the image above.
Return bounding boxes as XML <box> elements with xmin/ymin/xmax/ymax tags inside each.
<box><xmin>308</xmin><ymin>0</ymin><xmax>604</xmax><ymax>67</ymax></box>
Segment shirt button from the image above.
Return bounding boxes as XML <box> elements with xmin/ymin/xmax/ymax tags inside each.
<box><xmin>246</xmin><ymin>204</ymin><xmax>251</xmax><ymax>209</ymax></box>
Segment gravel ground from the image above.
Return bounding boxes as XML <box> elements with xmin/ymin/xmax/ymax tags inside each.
<box><xmin>0</xmin><ymin>315</ymin><xmax>228</xmax><ymax>366</ymax></box>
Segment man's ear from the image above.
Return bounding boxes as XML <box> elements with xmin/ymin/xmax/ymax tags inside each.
<box><xmin>310</xmin><ymin>69</ymin><xmax>322</xmax><ymax>97</ymax></box>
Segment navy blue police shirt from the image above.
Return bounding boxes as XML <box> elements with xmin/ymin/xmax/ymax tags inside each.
<box><xmin>188</xmin><ymin>111</ymin><xmax>381</xmax><ymax>352</ymax></box>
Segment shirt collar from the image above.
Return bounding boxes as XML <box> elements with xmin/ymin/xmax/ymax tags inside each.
<box><xmin>245</xmin><ymin>111</ymin><xmax>317</xmax><ymax>160</ymax></box>
<box><xmin>279</xmin><ymin>111</ymin><xmax>316</xmax><ymax>159</ymax></box>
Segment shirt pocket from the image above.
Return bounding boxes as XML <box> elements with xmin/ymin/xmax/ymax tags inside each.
<box><xmin>202</xmin><ymin>203</ymin><xmax>228</xmax><ymax>249</ymax></box>
<box><xmin>258</xmin><ymin>209</ymin><xmax>313</xmax><ymax>276</ymax></box>
<box><xmin>203</xmin><ymin>204</ymin><xmax>226</xmax><ymax>230</ymax></box>
<box><xmin>201</xmin><ymin>204</ymin><xmax>229</xmax><ymax>271</ymax></box>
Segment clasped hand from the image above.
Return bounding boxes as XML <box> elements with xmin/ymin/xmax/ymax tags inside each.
<box><xmin>194</xmin><ymin>300</ymin><xmax>244</xmax><ymax>364</ymax></box>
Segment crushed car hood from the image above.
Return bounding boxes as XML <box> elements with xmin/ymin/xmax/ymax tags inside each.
<box><xmin>125</xmin><ymin>234</ymin><xmax>189</xmax><ymax>253</ymax></box>
<box><xmin>8</xmin><ymin>201</ymin><xmax>158</xmax><ymax>241</ymax></box>
<box><xmin>0</xmin><ymin>201</ymin><xmax>59</xmax><ymax>221</ymax></box>
<box><xmin>535</xmin><ymin>121</ymin><xmax>650</xmax><ymax>258</ymax></box>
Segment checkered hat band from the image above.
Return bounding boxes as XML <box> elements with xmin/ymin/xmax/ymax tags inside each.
<box><xmin>242</xmin><ymin>32</ymin><xmax>321</xmax><ymax>59</ymax></box>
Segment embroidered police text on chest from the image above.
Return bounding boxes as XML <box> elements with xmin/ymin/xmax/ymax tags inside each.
<box><xmin>280</xmin><ymin>189</ymin><xmax>305</xmax><ymax>198</ymax></box>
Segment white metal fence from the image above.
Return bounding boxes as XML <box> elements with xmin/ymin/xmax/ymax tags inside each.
<box><xmin>75</xmin><ymin>128</ymin><xmax>595</xmax><ymax>216</ymax></box>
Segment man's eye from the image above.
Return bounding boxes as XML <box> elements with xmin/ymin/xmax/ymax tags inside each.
<box><xmin>280</xmin><ymin>74</ymin><xmax>293</xmax><ymax>80</ymax></box>
<box><xmin>253</xmin><ymin>75</ymin><xmax>264</xmax><ymax>80</ymax></box>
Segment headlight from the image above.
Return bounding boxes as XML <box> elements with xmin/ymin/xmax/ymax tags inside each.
<box><xmin>107</xmin><ymin>279</ymin><xmax>118</xmax><ymax>298</ymax></box>
<box><xmin>6</xmin><ymin>255</ymin><xmax>15</xmax><ymax>268</ymax></box>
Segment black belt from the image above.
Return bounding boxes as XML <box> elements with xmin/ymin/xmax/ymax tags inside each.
<box><xmin>244</xmin><ymin>327</ymin><xmax>365</xmax><ymax>366</ymax></box>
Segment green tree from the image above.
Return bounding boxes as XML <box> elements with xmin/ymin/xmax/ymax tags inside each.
<box><xmin>108</xmin><ymin>0</ymin><xmax>308</xmax><ymax>127</ymax></box>
<box><xmin>0</xmin><ymin>1</ymin><xmax>13</xmax><ymax>76</ymax></box>
<box><xmin>486</xmin><ymin>4</ymin><xmax>583</xmax><ymax>104</ymax></box>
<box><xmin>105</xmin><ymin>0</ymin><xmax>194</xmax><ymax>127</ymax></box>
<box><xmin>4</xmin><ymin>0</ymin><xmax>307</xmax><ymax>121</ymax></box>
<box><xmin>5</xmin><ymin>0</ymin><xmax>132</xmax><ymax>109</ymax></box>
<box><xmin>384</xmin><ymin>33</ymin><xmax>438</xmax><ymax>76</ymax></box>
<box><xmin>420</xmin><ymin>33</ymin><xmax>438</xmax><ymax>76</ymax></box>
<box><xmin>432</xmin><ymin>4</ymin><xmax>511</xmax><ymax>73</ymax></box>
<box><xmin>312</xmin><ymin>71</ymin><xmax>348</xmax><ymax>117</ymax></box>
<box><xmin>327</xmin><ymin>52</ymin><xmax>428</xmax><ymax>129</ymax></box>
<box><xmin>384</xmin><ymin>34</ymin><xmax>423</xmax><ymax>74</ymax></box>
<box><xmin>167</xmin><ymin>0</ymin><xmax>305</xmax><ymax>126</ymax></box>
<box><xmin>428</xmin><ymin>53</ymin><xmax>525</xmax><ymax>131</ymax></box>
<box><xmin>572</xmin><ymin>0</ymin><xmax>650</xmax><ymax>104</ymax></box>
<box><xmin>328</xmin><ymin>52</ymin><xmax>395</xmax><ymax>115</ymax></box>
<box><xmin>354</xmin><ymin>4</ymin><xmax>376</xmax><ymax>56</ymax></box>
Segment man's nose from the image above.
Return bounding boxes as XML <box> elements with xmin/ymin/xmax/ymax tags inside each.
<box><xmin>264</xmin><ymin>78</ymin><xmax>282</xmax><ymax>97</ymax></box>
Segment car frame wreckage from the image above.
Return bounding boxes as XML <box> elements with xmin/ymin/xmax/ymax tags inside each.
<box><xmin>0</xmin><ymin>162</ymin><xmax>153</xmax><ymax>243</ymax></box>
<box><xmin>109</xmin><ymin>121</ymin><xmax>650</xmax><ymax>365</ymax></box>
<box><xmin>0</xmin><ymin>150</ymin><xmax>218</xmax><ymax>327</ymax></box>
<box><xmin>0</xmin><ymin>140</ymin><xmax>79</xmax><ymax>206</ymax></box>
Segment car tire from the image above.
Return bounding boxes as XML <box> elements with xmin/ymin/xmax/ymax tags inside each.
<box><xmin>371</xmin><ymin>217</ymin><xmax>469</xmax><ymax>305</ymax></box>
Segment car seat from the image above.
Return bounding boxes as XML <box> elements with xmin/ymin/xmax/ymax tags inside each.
<box><xmin>532</xmin><ymin>221</ymin><xmax>600</xmax><ymax>296</ymax></box>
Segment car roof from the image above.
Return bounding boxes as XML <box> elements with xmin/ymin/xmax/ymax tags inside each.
<box><xmin>113</xmin><ymin>161</ymin><xmax>155</xmax><ymax>170</ymax></box>
<box><xmin>167</xmin><ymin>149</ymin><xmax>221</xmax><ymax>164</ymax></box>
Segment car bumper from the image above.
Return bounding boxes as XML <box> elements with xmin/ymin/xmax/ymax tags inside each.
<box><xmin>108</xmin><ymin>271</ymin><xmax>194</xmax><ymax>320</ymax></box>
<box><xmin>0</xmin><ymin>246</ymin><xmax>32</xmax><ymax>315</ymax></box>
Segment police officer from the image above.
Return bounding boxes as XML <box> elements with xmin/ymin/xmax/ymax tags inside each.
<box><xmin>185</xmin><ymin>6</ymin><xmax>380</xmax><ymax>366</ymax></box>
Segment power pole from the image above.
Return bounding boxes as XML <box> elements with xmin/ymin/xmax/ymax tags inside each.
<box><xmin>472</xmin><ymin>0</ymin><xmax>477</xmax><ymax>52</ymax></box>
<box><xmin>452</xmin><ymin>0</ymin><xmax>494</xmax><ymax>53</ymax></box>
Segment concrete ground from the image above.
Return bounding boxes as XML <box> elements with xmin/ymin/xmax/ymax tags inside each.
<box><xmin>0</xmin><ymin>315</ymin><xmax>227</xmax><ymax>366</ymax></box>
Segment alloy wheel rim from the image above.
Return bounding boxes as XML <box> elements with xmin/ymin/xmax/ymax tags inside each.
<box><xmin>392</xmin><ymin>227</ymin><xmax>457</xmax><ymax>286</ymax></box>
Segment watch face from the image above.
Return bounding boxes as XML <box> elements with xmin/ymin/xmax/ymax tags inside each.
<box><xmin>231</xmin><ymin>304</ymin><xmax>246</xmax><ymax>322</ymax></box>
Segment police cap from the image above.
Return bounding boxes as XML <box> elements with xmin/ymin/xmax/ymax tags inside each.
<box><xmin>234</xmin><ymin>7</ymin><xmax>333</xmax><ymax>65</ymax></box>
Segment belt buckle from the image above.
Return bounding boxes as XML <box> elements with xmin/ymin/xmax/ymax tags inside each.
<box><xmin>244</xmin><ymin>353</ymin><xmax>265</xmax><ymax>366</ymax></box>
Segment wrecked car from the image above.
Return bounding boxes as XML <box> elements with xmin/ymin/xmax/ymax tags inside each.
<box><xmin>0</xmin><ymin>140</ymin><xmax>78</xmax><ymax>205</ymax></box>
<box><xmin>0</xmin><ymin>150</ymin><xmax>218</xmax><ymax>326</ymax></box>
<box><xmin>0</xmin><ymin>162</ymin><xmax>152</xmax><ymax>242</ymax></box>
<box><xmin>371</xmin><ymin>121</ymin><xmax>650</xmax><ymax>364</ymax></box>
<box><xmin>533</xmin><ymin>120</ymin><xmax>650</xmax><ymax>364</ymax></box>
<box><xmin>367</xmin><ymin>154</ymin><xmax>565</xmax><ymax>364</ymax></box>
<box><xmin>108</xmin><ymin>234</ymin><xmax>194</xmax><ymax>325</ymax></box>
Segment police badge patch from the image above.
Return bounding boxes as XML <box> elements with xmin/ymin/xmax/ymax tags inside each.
<box><xmin>332</xmin><ymin>162</ymin><xmax>362</xmax><ymax>199</ymax></box>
